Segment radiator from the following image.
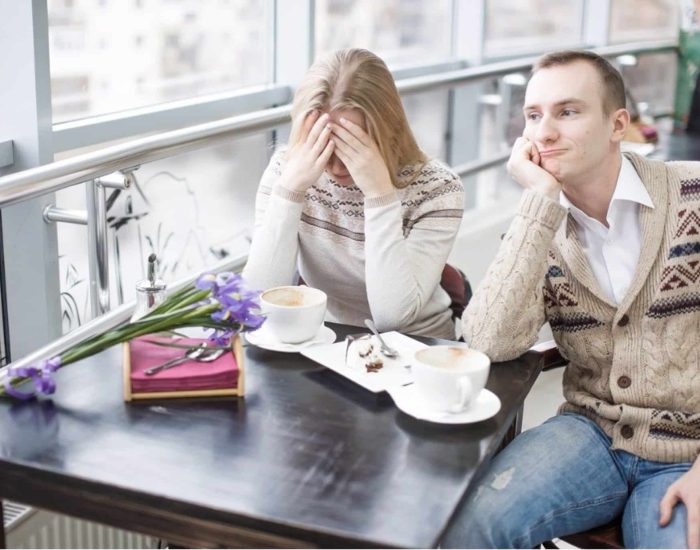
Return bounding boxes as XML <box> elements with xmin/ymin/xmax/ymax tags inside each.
<box><xmin>5</xmin><ymin>501</ymin><xmax>157</xmax><ymax>549</ymax></box>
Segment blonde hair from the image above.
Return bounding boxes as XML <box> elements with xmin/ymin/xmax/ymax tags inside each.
<box><xmin>289</xmin><ymin>48</ymin><xmax>427</xmax><ymax>188</ymax></box>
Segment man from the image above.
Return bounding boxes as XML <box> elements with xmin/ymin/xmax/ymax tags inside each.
<box><xmin>443</xmin><ymin>50</ymin><xmax>700</xmax><ymax>548</ymax></box>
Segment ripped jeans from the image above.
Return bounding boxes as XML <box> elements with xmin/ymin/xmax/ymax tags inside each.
<box><xmin>440</xmin><ymin>413</ymin><xmax>692</xmax><ymax>549</ymax></box>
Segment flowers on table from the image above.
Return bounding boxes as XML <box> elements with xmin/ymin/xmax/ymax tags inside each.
<box><xmin>1</xmin><ymin>272</ymin><xmax>265</xmax><ymax>401</ymax></box>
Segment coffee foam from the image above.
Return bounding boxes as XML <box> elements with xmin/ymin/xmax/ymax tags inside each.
<box><xmin>417</xmin><ymin>347</ymin><xmax>488</xmax><ymax>371</ymax></box>
<box><xmin>262</xmin><ymin>288</ymin><xmax>305</xmax><ymax>307</ymax></box>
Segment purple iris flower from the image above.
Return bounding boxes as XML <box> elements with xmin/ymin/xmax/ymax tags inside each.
<box><xmin>3</xmin><ymin>271</ymin><xmax>265</xmax><ymax>401</ymax></box>
<box><xmin>199</xmin><ymin>273</ymin><xmax>265</xmax><ymax>340</ymax></box>
<box><xmin>4</xmin><ymin>356</ymin><xmax>62</xmax><ymax>400</ymax></box>
<box><xmin>207</xmin><ymin>328</ymin><xmax>235</xmax><ymax>347</ymax></box>
<box><xmin>195</xmin><ymin>272</ymin><xmax>218</xmax><ymax>291</ymax></box>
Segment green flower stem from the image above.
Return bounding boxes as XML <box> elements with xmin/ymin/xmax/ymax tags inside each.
<box><xmin>60</xmin><ymin>306</ymin><xmax>221</xmax><ymax>365</ymax></box>
<box><xmin>150</xmin><ymin>286</ymin><xmax>194</xmax><ymax>311</ymax></box>
<box><xmin>158</xmin><ymin>289</ymin><xmax>211</xmax><ymax>314</ymax></box>
<box><xmin>140</xmin><ymin>287</ymin><xmax>205</xmax><ymax>319</ymax></box>
<box><xmin>1</xmin><ymin>273</ymin><xmax>264</xmax><ymax>401</ymax></box>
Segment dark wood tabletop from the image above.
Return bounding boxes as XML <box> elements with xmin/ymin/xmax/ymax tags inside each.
<box><xmin>0</xmin><ymin>324</ymin><xmax>542</xmax><ymax>548</ymax></box>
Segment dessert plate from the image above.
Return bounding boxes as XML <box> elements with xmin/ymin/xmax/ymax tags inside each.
<box><xmin>387</xmin><ymin>384</ymin><xmax>501</xmax><ymax>424</ymax></box>
<box><xmin>301</xmin><ymin>331</ymin><xmax>427</xmax><ymax>393</ymax></box>
<box><xmin>245</xmin><ymin>324</ymin><xmax>336</xmax><ymax>353</ymax></box>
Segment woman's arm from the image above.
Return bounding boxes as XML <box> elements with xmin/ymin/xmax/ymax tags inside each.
<box><xmin>241</xmin><ymin>152</ymin><xmax>304</xmax><ymax>290</ymax></box>
<box><xmin>242</xmin><ymin>112</ymin><xmax>335</xmax><ymax>290</ymax></box>
<box><xmin>363</xmin><ymin>168</ymin><xmax>464</xmax><ymax>331</ymax></box>
<box><xmin>329</xmin><ymin>117</ymin><xmax>463</xmax><ymax>330</ymax></box>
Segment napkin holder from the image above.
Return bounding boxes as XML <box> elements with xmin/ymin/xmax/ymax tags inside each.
<box><xmin>122</xmin><ymin>335</ymin><xmax>245</xmax><ymax>401</ymax></box>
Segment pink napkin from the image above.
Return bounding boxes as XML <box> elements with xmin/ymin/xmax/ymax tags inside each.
<box><xmin>130</xmin><ymin>336</ymin><xmax>239</xmax><ymax>393</ymax></box>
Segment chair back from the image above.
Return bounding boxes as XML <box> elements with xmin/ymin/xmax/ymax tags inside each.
<box><xmin>440</xmin><ymin>264</ymin><xmax>472</xmax><ymax>320</ymax></box>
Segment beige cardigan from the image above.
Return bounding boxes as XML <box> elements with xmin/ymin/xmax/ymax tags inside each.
<box><xmin>463</xmin><ymin>153</ymin><xmax>700</xmax><ymax>463</ymax></box>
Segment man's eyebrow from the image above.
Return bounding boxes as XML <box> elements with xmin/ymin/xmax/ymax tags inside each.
<box><xmin>523</xmin><ymin>98</ymin><xmax>587</xmax><ymax>111</ymax></box>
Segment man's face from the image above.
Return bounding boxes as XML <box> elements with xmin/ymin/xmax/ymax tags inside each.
<box><xmin>522</xmin><ymin>61</ymin><xmax>621</xmax><ymax>185</ymax></box>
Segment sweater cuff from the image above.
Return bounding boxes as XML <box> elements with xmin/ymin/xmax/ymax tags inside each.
<box><xmin>273</xmin><ymin>184</ymin><xmax>306</xmax><ymax>204</ymax></box>
<box><xmin>365</xmin><ymin>190</ymin><xmax>399</xmax><ymax>209</ymax></box>
<box><xmin>518</xmin><ymin>189</ymin><xmax>567</xmax><ymax>230</ymax></box>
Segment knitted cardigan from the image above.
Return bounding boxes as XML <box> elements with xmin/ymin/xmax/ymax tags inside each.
<box><xmin>463</xmin><ymin>152</ymin><xmax>700</xmax><ymax>463</ymax></box>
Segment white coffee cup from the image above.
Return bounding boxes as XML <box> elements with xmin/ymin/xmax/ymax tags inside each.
<box><xmin>259</xmin><ymin>285</ymin><xmax>327</xmax><ymax>344</ymax></box>
<box><xmin>412</xmin><ymin>345</ymin><xmax>490</xmax><ymax>413</ymax></box>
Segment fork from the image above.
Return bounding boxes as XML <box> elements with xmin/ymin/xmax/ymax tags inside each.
<box><xmin>144</xmin><ymin>344</ymin><xmax>225</xmax><ymax>376</ymax></box>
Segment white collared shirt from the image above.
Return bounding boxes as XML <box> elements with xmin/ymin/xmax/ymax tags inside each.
<box><xmin>560</xmin><ymin>156</ymin><xmax>654</xmax><ymax>305</ymax></box>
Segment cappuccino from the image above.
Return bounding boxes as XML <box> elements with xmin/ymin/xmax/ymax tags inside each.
<box><xmin>416</xmin><ymin>347</ymin><xmax>488</xmax><ymax>372</ymax></box>
<box><xmin>261</xmin><ymin>287</ymin><xmax>305</xmax><ymax>307</ymax></box>
<box><xmin>259</xmin><ymin>285</ymin><xmax>327</xmax><ymax>343</ymax></box>
<box><xmin>412</xmin><ymin>345</ymin><xmax>490</xmax><ymax>413</ymax></box>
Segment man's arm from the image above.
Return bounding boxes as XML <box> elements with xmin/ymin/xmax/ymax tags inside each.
<box><xmin>659</xmin><ymin>457</ymin><xmax>700</xmax><ymax>548</ymax></box>
<box><xmin>461</xmin><ymin>138</ymin><xmax>566</xmax><ymax>361</ymax></box>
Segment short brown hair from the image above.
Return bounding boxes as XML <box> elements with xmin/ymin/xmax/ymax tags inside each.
<box><xmin>531</xmin><ymin>50</ymin><xmax>626</xmax><ymax>115</ymax></box>
<box><xmin>290</xmin><ymin>48</ymin><xmax>427</xmax><ymax>189</ymax></box>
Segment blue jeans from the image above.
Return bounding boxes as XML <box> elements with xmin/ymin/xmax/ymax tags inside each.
<box><xmin>441</xmin><ymin>413</ymin><xmax>692</xmax><ymax>548</ymax></box>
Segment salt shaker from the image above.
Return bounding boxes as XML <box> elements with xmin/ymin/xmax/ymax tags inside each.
<box><xmin>131</xmin><ymin>253</ymin><xmax>167</xmax><ymax>322</ymax></box>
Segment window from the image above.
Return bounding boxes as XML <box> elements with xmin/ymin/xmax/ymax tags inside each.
<box><xmin>609</xmin><ymin>0</ymin><xmax>679</xmax><ymax>43</ymax></box>
<box><xmin>403</xmin><ymin>91</ymin><xmax>449</xmax><ymax>160</ymax></box>
<box><xmin>620</xmin><ymin>52</ymin><xmax>678</xmax><ymax>116</ymax></box>
<box><xmin>47</xmin><ymin>0</ymin><xmax>272</xmax><ymax>122</ymax></box>
<box><xmin>56</xmin><ymin>135</ymin><xmax>270</xmax><ymax>331</ymax></box>
<box><xmin>484</xmin><ymin>0</ymin><xmax>584</xmax><ymax>59</ymax></box>
<box><xmin>314</xmin><ymin>0</ymin><xmax>453</xmax><ymax>67</ymax></box>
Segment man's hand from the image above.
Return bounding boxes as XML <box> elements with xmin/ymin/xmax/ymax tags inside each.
<box><xmin>278</xmin><ymin>111</ymin><xmax>335</xmax><ymax>193</ymax></box>
<box><xmin>506</xmin><ymin>137</ymin><xmax>561</xmax><ymax>201</ymax></box>
<box><xmin>659</xmin><ymin>461</ymin><xmax>700</xmax><ymax>548</ymax></box>
<box><xmin>329</xmin><ymin>118</ymin><xmax>394</xmax><ymax>199</ymax></box>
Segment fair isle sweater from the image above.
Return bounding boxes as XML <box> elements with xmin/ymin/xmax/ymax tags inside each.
<box><xmin>463</xmin><ymin>153</ymin><xmax>700</xmax><ymax>463</ymax></box>
<box><xmin>243</xmin><ymin>150</ymin><xmax>465</xmax><ymax>340</ymax></box>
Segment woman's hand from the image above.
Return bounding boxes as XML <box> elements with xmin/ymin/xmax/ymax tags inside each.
<box><xmin>329</xmin><ymin>117</ymin><xmax>394</xmax><ymax>199</ymax></box>
<box><xmin>659</xmin><ymin>460</ymin><xmax>700</xmax><ymax>548</ymax></box>
<box><xmin>278</xmin><ymin>111</ymin><xmax>335</xmax><ymax>193</ymax></box>
<box><xmin>506</xmin><ymin>136</ymin><xmax>561</xmax><ymax>201</ymax></box>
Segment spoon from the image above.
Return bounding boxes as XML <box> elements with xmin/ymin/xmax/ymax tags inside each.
<box><xmin>363</xmin><ymin>319</ymin><xmax>400</xmax><ymax>359</ymax></box>
<box><xmin>144</xmin><ymin>344</ymin><xmax>225</xmax><ymax>376</ymax></box>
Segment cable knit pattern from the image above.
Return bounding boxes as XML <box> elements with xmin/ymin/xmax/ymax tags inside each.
<box><xmin>463</xmin><ymin>153</ymin><xmax>700</xmax><ymax>463</ymax></box>
<box><xmin>243</xmin><ymin>149</ymin><xmax>464</xmax><ymax>339</ymax></box>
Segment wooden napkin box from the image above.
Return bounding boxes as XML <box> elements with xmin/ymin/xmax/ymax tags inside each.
<box><xmin>122</xmin><ymin>335</ymin><xmax>245</xmax><ymax>401</ymax></box>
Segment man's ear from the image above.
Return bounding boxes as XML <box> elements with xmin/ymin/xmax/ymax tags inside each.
<box><xmin>610</xmin><ymin>108</ymin><xmax>630</xmax><ymax>143</ymax></box>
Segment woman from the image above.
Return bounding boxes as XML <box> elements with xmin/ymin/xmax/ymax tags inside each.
<box><xmin>243</xmin><ymin>48</ymin><xmax>464</xmax><ymax>339</ymax></box>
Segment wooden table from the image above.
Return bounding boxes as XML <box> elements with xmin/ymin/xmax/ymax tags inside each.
<box><xmin>0</xmin><ymin>324</ymin><xmax>542</xmax><ymax>548</ymax></box>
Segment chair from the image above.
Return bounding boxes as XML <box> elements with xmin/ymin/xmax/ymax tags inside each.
<box><xmin>440</xmin><ymin>263</ymin><xmax>472</xmax><ymax>319</ymax></box>
<box><xmin>537</xmin><ymin>341</ymin><xmax>624</xmax><ymax>550</ymax></box>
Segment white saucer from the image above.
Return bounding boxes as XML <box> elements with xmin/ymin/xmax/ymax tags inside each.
<box><xmin>387</xmin><ymin>385</ymin><xmax>501</xmax><ymax>424</ymax></box>
<box><xmin>245</xmin><ymin>324</ymin><xmax>336</xmax><ymax>353</ymax></box>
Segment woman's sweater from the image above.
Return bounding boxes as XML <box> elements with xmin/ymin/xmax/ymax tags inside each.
<box><xmin>463</xmin><ymin>153</ymin><xmax>700</xmax><ymax>463</ymax></box>
<box><xmin>243</xmin><ymin>150</ymin><xmax>464</xmax><ymax>339</ymax></box>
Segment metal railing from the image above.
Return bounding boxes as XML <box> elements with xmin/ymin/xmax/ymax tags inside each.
<box><xmin>396</xmin><ymin>39</ymin><xmax>677</xmax><ymax>94</ymax></box>
<box><xmin>0</xmin><ymin>39</ymin><xmax>676</xmax><ymax>208</ymax></box>
<box><xmin>0</xmin><ymin>39</ymin><xmax>678</xmax><ymax>372</ymax></box>
<box><xmin>0</xmin><ymin>253</ymin><xmax>247</xmax><ymax>376</ymax></box>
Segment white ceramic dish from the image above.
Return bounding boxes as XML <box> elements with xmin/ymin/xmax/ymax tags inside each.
<box><xmin>245</xmin><ymin>324</ymin><xmax>336</xmax><ymax>353</ymax></box>
<box><xmin>301</xmin><ymin>331</ymin><xmax>427</xmax><ymax>393</ymax></box>
<box><xmin>387</xmin><ymin>384</ymin><xmax>501</xmax><ymax>424</ymax></box>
